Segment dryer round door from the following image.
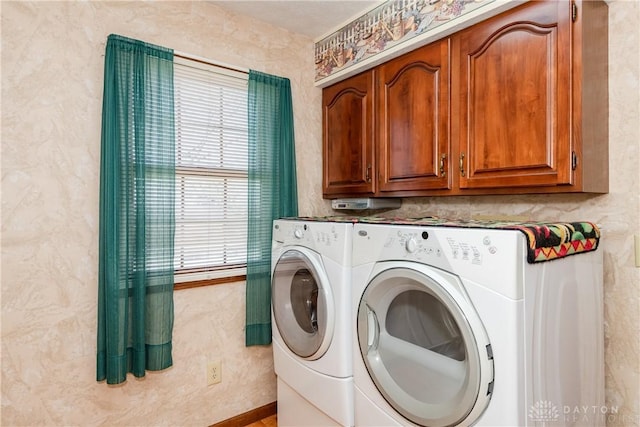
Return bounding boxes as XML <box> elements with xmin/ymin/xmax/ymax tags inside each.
<box><xmin>357</xmin><ymin>263</ymin><xmax>494</xmax><ymax>427</ymax></box>
<box><xmin>272</xmin><ymin>248</ymin><xmax>335</xmax><ymax>360</ymax></box>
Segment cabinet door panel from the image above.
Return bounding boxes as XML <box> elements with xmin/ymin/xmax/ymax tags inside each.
<box><xmin>378</xmin><ymin>40</ymin><xmax>450</xmax><ymax>193</ymax></box>
<box><xmin>456</xmin><ymin>0</ymin><xmax>571</xmax><ymax>189</ymax></box>
<box><xmin>322</xmin><ymin>71</ymin><xmax>375</xmax><ymax>197</ymax></box>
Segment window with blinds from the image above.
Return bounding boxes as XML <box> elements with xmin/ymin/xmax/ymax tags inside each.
<box><xmin>173</xmin><ymin>56</ymin><xmax>248</xmax><ymax>283</ymax></box>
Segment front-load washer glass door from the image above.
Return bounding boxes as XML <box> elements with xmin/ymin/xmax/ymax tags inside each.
<box><xmin>357</xmin><ymin>265</ymin><xmax>494</xmax><ymax>427</ymax></box>
<box><xmin>272</xmin><ymin>249</ymin><xmax>334</xmax><ymax>360</ymax></box>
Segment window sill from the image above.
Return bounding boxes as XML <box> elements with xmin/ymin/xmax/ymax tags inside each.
<box><xmin>174</xmin><ymin>275</ymin><xmax>247</xmax><ymax>291</ymax></box>
<box><xmin>174</xmin><ymin>266</ymin><xmax>247</xmax><ymax>291</ymax></box>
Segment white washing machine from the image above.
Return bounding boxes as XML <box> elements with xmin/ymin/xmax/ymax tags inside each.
<box><xmin>351</xmin><ymin>222</ymin><xmax>604</xmax><ymax>427</ymax></box>
<box><xmin>271</xmin><ymin>219</ymin><xmax>354</xmax><ymax>426</ymax></box>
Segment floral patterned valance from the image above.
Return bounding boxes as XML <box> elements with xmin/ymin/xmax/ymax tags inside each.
<box><xmin>314</xmin><ymin>0</ymin><xmax>521</xmax><ymax>87</ymax></box>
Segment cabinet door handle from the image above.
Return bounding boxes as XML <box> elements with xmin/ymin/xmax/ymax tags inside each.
<box><xmin>366</xmin><ymin>164</ymin><xmax>372</xmax><ymax>183</ymax></box>
<box><xmin>440</xmin><ymin>154</ymin><xmax>447</xmax><ymax>177</ymax></box>
<box><xmin>459</xmin><ymin>153</ymin><xmax>466</xmax><ymax>177</ymax></box>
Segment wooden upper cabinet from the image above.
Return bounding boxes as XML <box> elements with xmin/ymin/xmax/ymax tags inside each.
<box><xmin>378</xmin><ymin>40</ymin><xmax>450</xmax><ymax>194</ymax></box>
<box><xmin>453</xmin><ymin>0</ymin><xmax>608</xmax><ymax>192</ymax></box>
<box><xmin>321</xmin><ymin>0</ymin><xmax>608</xmax><ymax>198</ymax></box>
<box><xmin>322</xmin><ymin>70</ymin><xmax>375</xmax><ymax>197</ymax></box>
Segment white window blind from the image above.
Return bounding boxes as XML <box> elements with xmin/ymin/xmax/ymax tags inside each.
<box><xmin>173</xmin><ymin>56</ymin><xmax>248</xmax><ymax>282</ymax></box>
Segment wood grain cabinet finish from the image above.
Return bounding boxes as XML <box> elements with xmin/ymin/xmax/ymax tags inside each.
<box><xmin>322</xmin><ymin>70</ymin><xmax>375</xmax><ymax>197</ymax></box>
<box><xmin>322</xmin><ymin>40</ymin><xmax>450</xmax><ymax>199</ymax></box>
<box><xmin>322</xmin><ymin>0</ymin><xmax>608</xmax><ymax>198</ymax></box>
<box><xmin>453</xmin><ymin>0</ymin><xmax>608</xmax><ymax>193</ymax></box>
<box><xmin>378</xmin><ymin>40</ymin><xmax>450</xmax><ymax>195</ymax></box>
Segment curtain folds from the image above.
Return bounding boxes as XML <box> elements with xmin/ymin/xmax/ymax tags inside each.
<box><xmin>97</xmin><ymin>34</ymin><xmax>175</xmax><ymax>384</ymax></box>
<box><xmin>245</xmin><ymin>70</ymin><xmax>298</xmax><ymax>346</ymax></box>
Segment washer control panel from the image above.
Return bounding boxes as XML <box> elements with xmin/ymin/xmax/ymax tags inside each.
<box><xmin>273</xmin><ymin>220</ymin><xmax>352</xmax><ymax>263</ymax></box>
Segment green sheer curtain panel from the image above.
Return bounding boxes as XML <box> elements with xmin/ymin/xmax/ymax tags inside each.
<box><xmin>246</xmin><ymin>70</ymin><xmax>298</xmax><ymax>346</ymax></box>
<box><xmin>97</xmin><ymin>34</ymin><xmax>176</xmax><ymax>384</ymax></box>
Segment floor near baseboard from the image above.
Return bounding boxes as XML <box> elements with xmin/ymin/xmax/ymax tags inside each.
<box><xmin>245</xmin><ymin>414</ymin><xmax>277</xmax><ymax>427</ymax></box>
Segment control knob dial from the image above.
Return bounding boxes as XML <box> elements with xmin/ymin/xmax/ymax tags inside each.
<box><xmin>405</xmin><ymin>237</ymin><xmax>418</xmax><ymax>253</ymax></box>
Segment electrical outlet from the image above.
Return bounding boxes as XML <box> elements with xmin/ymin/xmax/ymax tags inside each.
<box><xmin>207</xmin><ymin>360</ymin><xmax>222</xmax><ymax>386</ymax></box>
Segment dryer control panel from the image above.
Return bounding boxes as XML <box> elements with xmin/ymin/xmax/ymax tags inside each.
<box><xmin>353</xmin><ymin>224</ymin><xmax>526</xmax><ymax>300</ymax></box>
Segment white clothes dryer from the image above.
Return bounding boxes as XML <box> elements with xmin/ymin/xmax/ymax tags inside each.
<box><xmin>351</xmin><ymin>222</ymin><xmax>604</xmax><ymax>427</ymax></box>
<box><xmin>271</xmin><ymin>219</ymin><xmax>354</xmax><ymax>426</ymax></box>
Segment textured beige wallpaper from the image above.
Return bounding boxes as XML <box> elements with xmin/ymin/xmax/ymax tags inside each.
<box><xmin>1</xmin><ymin>1</ymin><xmax>318</xmax><ymax>425</ymax></box>
<box><xmin>1</xmin><ymin>0</ymin><xmax>638</xmax><ymax>426</ymax></box>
